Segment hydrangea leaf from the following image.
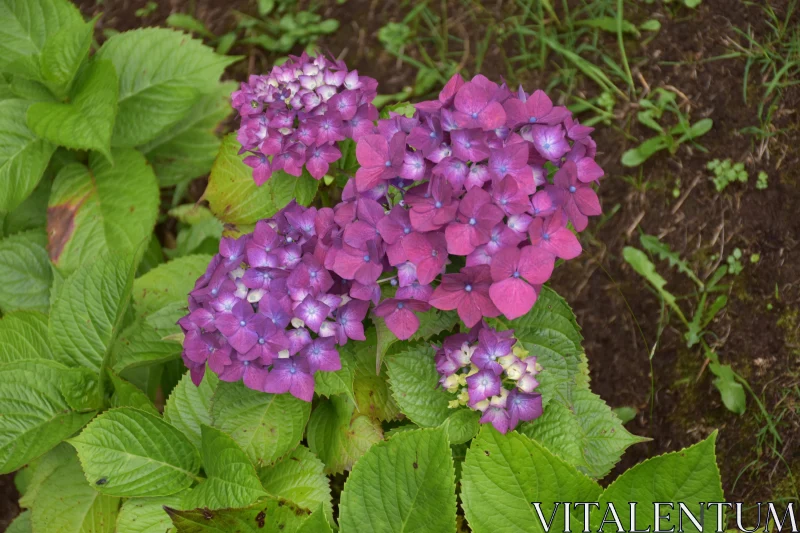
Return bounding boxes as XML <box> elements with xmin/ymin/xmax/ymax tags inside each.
<box><xmin>0</xmin><ymin>229</ymin><xmax>52</xmax><ymax>313</ymax></box>
<box><xmin>0</xmin><ymin>99</ymin><xmax>55</xmax><ymax>213</ymax></box>
<box><xmin>111</xmin><ymin>303</ymin><xmax>185</xmax><ymax>374</ymax></box>
<box><xmin>165</xmin><ymin>497</ymin><xmax>312</xmax><ymax>533</ymax></box>
<box><xmin>306</xmin><ymin>394</ymin><xmax>383</xmax><ymax>475</ymax></box>
<box><xmin>60</xmin><ymin>366</ymin><xmax>104</xmax><ymax>412</ymax></box>
<box><xmin>0</xmin><ymin>360</ymin><xmax>95</xmax><ymax>474</ymax></box>
<box><xmin>182</xmin><ymin>425</ymin><xmax>268</xmax><ymax>510</ymax></box>
<box><xmin>39</xmin><ymin>17</ymin><xmax>95</xmax><ymax>96</ymax></box>
<box><xmin>520</xmin><ymin>387</ymin><xmax>647</xmax><ymax>479</ymax></box>
<box><xmin>210</xmin><ymin>380</ymin><xmax>311</xmax><ymax>467</ymax></box>
<box><xmin>28</xmin><ymin>448</ymin><xmax>120</xmax><ymax>533</ymax></box>
<box><xmin>132</xmin><ymin>254</ymin><xmax>214</xmax><ymax>318</ymax></box>
<box><xmin>108</xmin><ymin>371</ymin><xmax>159</xmax><ymax>415</ymax></box>
<box><xmin>69</xmin><ymin>407</ymin><xmax>201</xmax><ymax>497</ymax></box>
<box><xmin>27</xmin><ymin>59</ymin><xmax>119</xmax><ymax>161</ymax></box>
<box><xmin>95</xmin><ymin>28</ymin><xmax>236</xmax><ymax>147</ymax></box>
<box><xmin>461</xmin><ymin>427</ymin><xmax>602</xmax><ymax>533</ymax></box>
<box><xmin>257</xmin><ymin>445</ymin><xmax>333</xmax><ymax>523</ymax></box>
<box><xmin>386</xmin><ymin>343</ymin><xmax>452</xmax><ymax>427</ymax></box>
<box><xmin>49</xmin><ymin>251</ymin><xmax>136</xmax><ymax>372</ymax></box>
<box><xmin>352</xmin><ymin>327</ymin><xmax>400</xmax><ymax>421</ymax></box>
<box><xmin>2</xmin><ymin>173</ymin><xmax>50</xmax><ymax>235</ymax></box>
<box><xmin>593</xmin><ymin>432</ymin><xmax>724</xmax><ymax>532</ymax></box>
<box><xmin>205</xmin><ymin>134</ymin><xmax>320</xmax><ymax>225</ymax></box>
<box><xmin>164</xmin><ymin>370</ymin><xmax>219</xmax><ymax>450</ymax></box>
<box><xmin>313</xmin><ymin>346</ymin><xmax>356</xmax><ymax>402</ymax></box>
<box><xmin>47</xmin><ymin>149</ymin><xmax>158</xmax><ymax>274</ymax></box>
<box><xmin>116</xmin><ymin>493</ymin><xmax>185</xmax><ymax>533</ymax></box>
<box><xmin>0</xmin><ymin>310</ymin><xmax>53</xmax><ymax>363</ymax></box>
<box><xmin>496</xmin><ymin>287</ymin><xmax>643</xmax><ymax>477</ymax></box>
<box><xmin>6</xmin><ymin>510</ymin><xmax>31</xmax><ymax>533</ymax></box>
<box><xmin>298</xmin><ymin>506</ymin><xmax>334</xmax><ymax>533</ymax></box>
<box><xmin>17</xmin><ymin>443</ymin><xmax>74</xmax><ymax>507</ymax></box>
<box><xmin>339</xmin><ymin>428</ymin><xmax>457</xmax><ymax>533</ymax></box>
<box><xmin>141</xmin><ymin>81</ymin><xmax>236</xmax><ymax>187</ymax></box>
<box><xmin>0</xmin><ymin>0</ymin><xmax>83</xmax><ymax>71</ymax></box>
<box><xmin>439</xmin><ymin>408</ymin><xmax>480</xmax><ymax>445</ymax></box>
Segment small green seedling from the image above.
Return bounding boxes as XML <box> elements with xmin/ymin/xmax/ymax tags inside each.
<box><xmin>135</xmin><ymin>1</ymin><xmax>157</xmax><ymax>17</ymax></box>
<box><xmin>707</xmin><ymin>159</ymin><xmax>748</xmax><ymax>192</ymax></box>
<box><xmin>727</xmin><ymin>248</ymin><xmax>744</xmax><ymax>275</ymax></box>
<box><xmin>756</xmin><ymin>171</ymin><xmax>769</xmax><ymax>190</ymax></box>
<box><xmin>621</xmin><ymin>88</ymin><xmax>713</xmax><ymax>167</ymax></box>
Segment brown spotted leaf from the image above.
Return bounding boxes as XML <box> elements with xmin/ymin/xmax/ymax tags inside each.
<box><xmin>166</xmin><ymin>497</ymin><xmax>312</xmax><ymax>532</ymax></box>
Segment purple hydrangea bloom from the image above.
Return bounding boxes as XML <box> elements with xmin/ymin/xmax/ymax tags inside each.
<box><xmin>232</xmin><ymin>52</ymin><xmax>378</xmax><ymax>184</ymax></box>
<box><xmin>178</xmin><ymin>202</ymin><xmax>354</xmax><ymax>402</ymax></box>
<box><xmin>434</xmin><ymin>322</ymin><xmax>543</xmax><ymax>434</ymax></box>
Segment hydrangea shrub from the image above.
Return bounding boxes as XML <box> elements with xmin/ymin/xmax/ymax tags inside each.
<box><xmin>0</xmin><ymin>6</ymin><xmax>729</xmax><ymax>530</ymax></box>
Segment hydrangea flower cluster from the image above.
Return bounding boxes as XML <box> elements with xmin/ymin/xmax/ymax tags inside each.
<box><xmin>435</xmin><ymin>321</ymin><xmax>542</xmax><ymax>434</ymax></box>
<box><xmin>327</xmin><ymin>72</ymin><xmax>603</xmax><ymax>338</ymax></box>
<box><xmin>178</xmin><ymin>202</ymin><xmax>370</xmax><ymax>402</ymax></box>
<box><xmin>232</xmin><ymin>52</ymin><xmax>378</xmax><ymax>185</ymax></box>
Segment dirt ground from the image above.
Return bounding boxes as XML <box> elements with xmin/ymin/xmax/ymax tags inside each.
<box><xmin>2</xmin><ymin>0</ymin><xmax>797</xmax><ymax>529</ymax></box>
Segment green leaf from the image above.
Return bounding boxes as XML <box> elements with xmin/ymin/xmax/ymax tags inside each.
<box><xmin>69</xmin><ymin>407</ymin><xmax>201</xmax><ymax>497</ymax></box>
<box><xmin>339</xmin><ymin>428</ymin><xmax>457</xmax><ymax>533</ymax></box>
<box><xmin>27</xmin><ymin>59</ymin><xmax>119</xmax><ymax>161</ymax></box>
<box><xmin>47</xmin><ymin>149</ymin><xmax>159</xmax><ymax>274</ymax></box>
<box><xmin>623</xmin><ymin>246</ymin><xmax>676</xmax><ymax>307</ymax></box>
<box><xmin>593</xmin><ymin>433</ymin><xmax>724</xmax><ymax>532</ymax></box>
<box><xmin>205</xmin><ymin>134</ymin><xmax>320</xmax><ymax>225</ymax></box>
<box><xmin>298</xmin><ymin>506</ymin><xmax>333</xmax><ymax>533</ymax></box>
<box><xmin>49</xmin><ymin>251</ymin><xmax>136</xmax><ymax>372</ymax></box>
<box><xmin>39</xmin><ymin>17</ymin><xmax>95</xmax><ymax>95</ymax></box>
<box><xmin>0</xmin><ymin>310</ymin><xmax>52</xmax><ymax>363</ymax></box>
<box><xmin>28</xmin><ymin>448</ymin><xmax>120</xmax><ymax>533</ymax></box>
<box><xmin>678</xmin><ymin>118</ymin><xmax>713</xmax><ymax>141</ymax></box>
<box><xmin>6</xmin><ymin>510</ymin><xmax>31</xmax><ymax>533</ymax></box>
<box><xmin>520</xmin><ymin>387</ymin><xmax>646</xmax><ymax>478</ymax></box>
<box><xmin>0</xmin><ymin>229</ymin><xmax>52</xmax><ymax>313</ymax></box>
<box><xmin>439</xmin><ymin>409</ymin><xmax>480</xmax><ymax>445</ymax></box>
<box><xmin>210</xmin><ymin>380</ymin><xmax>311</xmax><ymax>467</ymax></box>
<box><xmin>0</xmin><ymin>99</ymin><xmax>55</xmax><ymax>213</ymax></box>
<box><xmin>117</xmin><ymin>494</ymin><xmax>185</xmax><ymax>533</ymax></box>
<box><xmin>96</xmin><ymin>28</ymin><xmax>235</xmax><ymax>147</ymax></box>
<box><xmin>313</xmin><ymin>345</ymin><xmax>355</xmax><ymax>402</ymax></box>
<box><xmin>257</xmin><ymin>445</ymin><xmax>332</xmax><ymax>523</ymax></box>
<box><xmin>709</xmin><ymin>363</ymin><xmax>746</xmax><ymax>415</ymax></box>
<box><xmin>2</xmin><ymin>173</ymin><xmax>50</xmax><ymax>235</ymax></box>
<box><xmin>182</xmin><ymin>425</ymin><xmax>267</xmax><ymax>510</ymax></box>
<box><xmin>352</xmin><ymin>327</ymin><xmax>400</xmax><ymax>421</ymax></box>
<box><xmin>164</xmin><ymin>370</ymin><xmax>219</xmax><ymax>450</ymax></box>
<box><xmin>461</xmin><ymin>427</ymin><xmax>602</xmax><ymax>533</ymax></box>
<box><xmin>306</xmin><ymin>394</ymin><xmax>383</xmax><ymax>475</ymax></box>
<box><xmin>621</xmin><ymin>135</ymin><xmax>669</xmax><ymax>167</ymax></box>
<box><xmin>132</xmin><ymin>254</ymin><xmax>213</xmax><ymax>318</ymax></box>
<box><xmin>141</xmin><ymin>81</ymin><xmax>235</xmax><ymax>187</ymax></box>
<box><xmin>109</xmin><ymin>371</ymin><xmax>159</xmax><ymax>415</ymax></box>
<box><xmin>60</xmin><ymin>367</ymin><xmax>104</xmax><ymax>411</ymax></box>
<box><xmin>0</xmin><ymin>0</ymin><xmax>84</xmax><ymax>70</ymax></box>
<box><xmin>0</xmin><ymin>360</ymin><xmax>95</xmax><ymax>474</ymax></box>
<box><xmin>166</xmin><ymin>497</ymin><xmax>312</xmax><ymax>532</ymax></box>
<box><xmin>639</xmin><ymin>234</ymin><xmax>703</xmax><ymax>288</ymax></box>
<box><xmin>166</xmin><ymin>13</ymin><xmax>215</xmax><ymax>38</ymax></box>
<box><xmin>386</xmin><ymin>343</ymin><xmax>452</xmax><ymax>427</ymax></box>
<box><xmin>17</xmin><ymin>442</ymin><xmax>73</xmax><ymax>507</ymax></box>
<box><xmin>577</xmin><ymin>16</ymin><xmax>639</xmax><ymax>35</ymax></box>
<box><xmin>111</xmin><ymin>304</ymin><xmax>184</xmax><ymax>373</ymax></box>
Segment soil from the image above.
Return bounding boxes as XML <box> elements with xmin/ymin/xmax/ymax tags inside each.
<box><xmin>3</xmin><ymin>0</ymin><xmax>798</xmax><ymax>529</ymax></box>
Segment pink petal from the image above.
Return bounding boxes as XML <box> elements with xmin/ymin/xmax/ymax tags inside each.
<box><xmin>355</xmin><ymin>134</ymin><xmax>388</xmax><ymax>167</ymax></box>
<box><xmin>489</xmin><ymin>247</ymin><xmax>520</xmax><ymax>281</ymax></box>
<box><xmin>489</xmin><ymin>278</ymin><xmax>537</xmax><ymax>320</ymax></box>
<box><xmin>576</xmin><ymin>158</ymin><xmax>604</xmax><ymax>183</ymax></box>
<box><xmin>518</xmin><ymin>246</ymin><xmax>555</xmax><ymax>284</ymax></box>
<box><xmin>479</xmin><ymin>101</ymin><xmax>507</xmax><ymax>131</ymax></box>
<box><xmin>385</xmin><ymin>309</ymin><xmax>420</xmax><ymax>340</ymax></box>
<box><xmin>445</xmin><ymin>223</ymin><xmax>478</xmax><ymax>256</ymax></box>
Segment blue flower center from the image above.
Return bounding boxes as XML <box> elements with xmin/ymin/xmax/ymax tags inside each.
<box><xmin>434</xmin><ymin>201</ymin><xmax>442</xmax><ymax>208</ymax></box>
<box><xmin>499</xmin><ymin>166</ymin><xmax>507</xmax><ymax>174</ymax></box>
<box><xmin>310</xmin><ymin>271</ymin><xmax>317</xmax><ymax>278</ymax></box>
<box><xmin>363</xmin><ymin>255</ymin><xmax>370</xmax><ymax>262</ymax></box>
<box><xmin>239</xmin><ymin>320</ymin><xmax>246</xmax><ymax>327</ymax></box>
<box><xmin>289</xmin><ymin>366</ymin><xmax>297</xmax><ymax>374</ymax></box>
<box><xmin>500</xmin><ymin>199</ymin><xmax>508</xmax><ymax>205</ymax></box>
<box><xmin>543</xmin><ymin>142</ymin><xmax>551</xmax><ymax>149</ymax></box>
<box><xmin>243</xmin><ymin>360</ymin><xmax>250</xmax><ymax>366</ymax></box>
<box><xmin>569</xmin><ymin>186</ymin><xmax>576</xmax><ymax>193</ymax></box>
<box><xmin>529</xmin><ymin>116</ymin><xmax>537</xmax><ymax>123</ymax></box>
<box><xmin>385</xmin><ymin>160</ymin><xmax>392</xmax><ymax>167</ymax></box>
<box><xmin>397</xmin><ymin>302</ymin><xmax>405</xmax><ymax>309</ymax></box>
<box><xmin>211</xmin><ymin>288</ymin><xmax>218</xmax><ymax>295</ymax></box>
<box><xmin>513</xmin><ymin>271</ymin><xmax>521</xmax><ymax>278</ymax></box>
<box><xmin>258</xmin><ymin>338</ymin><xmax>266</xmax><ymax>344</ymax></box>
<box><xmin>286</xmin><ymin>237</ymin><xmax>293</xmax><ymax>243</ymax></box>
<box><xmin>464</xmin><ymin>142</ymin><xmax>472</xmax><ymax>148</ymax></box>
<box><xmin>471</xmin><ymin>112</ymin><xmax>478</xmax><ymax>119</ymax></box>
<box><xmin>542</xmin><ymin>233</ymin><xmax>551</xmax><ymax>241</ymax></box>
<box><xmin>431</xmin><ymin>250</ymin><xmax>438</xmax><ymax>257</ymax></box>
<box><xmin>469</xmin><ymin>217</ymin><xmax>477</xmax><ymax>225</ymax></box>
<box><xmin>312</xmin><ymin>346</ymin><xmax>321</xmax><ymax>355</ymax></box>
<box><xmin>403</xmin><ymin>227</ymin><xmax>411</xmax><ymax>234</ymax></box>
<box><xmin>464</xmin><ymin>284</ymin><xmax>473</xmax><ymax>292</ymax></box>
<box><xmin>429</xmin><ymin>131</ymin><xmax>437</xmax><ymax>138</ymax></box>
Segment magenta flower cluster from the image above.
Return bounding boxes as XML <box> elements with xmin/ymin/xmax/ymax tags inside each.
<box><xmin>232</xmin><ymin>52</ymin><xmax>378</xmax><ymax>185</ymax></box>
<box><xmin>435</xmin><ymin>321</ymin><xmax>543</xmax><ymax>434</ymax></box>
<box><xmin>178</xmin><ymin>202</ymin><xmax>369</xmax><ymax>402</ymax></box>
<box><xmin>332</xmin><ymin>72</ymin><xmax>603</xmax><ymax>338</ymax></box>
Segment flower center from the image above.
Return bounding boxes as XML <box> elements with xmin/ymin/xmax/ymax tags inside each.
<box><xmin>471</xmin><ymin>112</ymin><xmax>478</xmax><ymax>119</ymax></box>
<box><xmin>384</xmin><ymin>160</ymin><xmax>392</xmax><ymax>167</ymax></box>
<box><xmin>499</xmin><ymin>165</ymin><xmax>507</xmax><ymax>174</ymax></box>
<box><xmin>403</xmin><ymin>227</ymin><xmax>411</xmax><ymax>234</ymax></box>
<box><xmin>239</xmin><ymin>320</ymin><xmax>246</xmax><ymax>327</ymax></box>
<box><xmin>250</xmin><ymin>100</ymin><xmax>259</xmax><ymax>108</ymax></box>
<box><xmin>397</xmin><ymin>302</ymin><xmax>405</xmax><ymax>309</ymax></box>
<box><xmin>434</xmin><ymin>201</ymin><xmax>442</xmax><ymax>208</ymax></box>
<box><xmin>464</xmin><ymin>284</ymin><xmax>473</xmax><ymax>292</ymax></box>
<box><xmin>429</xmin><ymin>131</ymin><xmax>437</xmax><ymax>138</ymax></box>
<box><xmin>363</xmin><ymin>255</ymin><xmax>370</xmax><ymax>262</ymax></box>
<box><xmin>211</xmin><ymin>288</ymin><xmax>218</xmax><ymax>295</ymax></box>
<box><xmin>310</xmin><ymin>271</ymin><xmax>317</xmax><ymax>278</ymax></box>
<box><xmin>513</xmin><ymin>271</ymin><xmax>521</xmax><ymax>278</ymax></box>
<box><xmin>542</xmin><ymin>233</ymin><xmax>551</xmax><ymax>241</ymax></box>
<box><xmin>569</xmin><ymin>185</ymin><xmax>576</xmax><ymax>193</ymax></box>
<box><xmin>529</xmin><ymin>116</ymin><xmax>537</xmax><ymax>123</ymax></box>
<box><xmin>543</xmin><ymin>142</ymin><xmax>551</xmax><ymax>149</ymax></box>
<box><xmin>469</xmin><ymin>217</ymin><xmax>477</xmax><ymax>225</ymax></box>
<box><xmin>258</xmin><ymin>338</ymin><xmax>266</xmax><ymax>345</ymax></box>
<box><xmin>431</xmin><ymin>250</ymin><xmax>438</xmax><ymax>257</ymax></box>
